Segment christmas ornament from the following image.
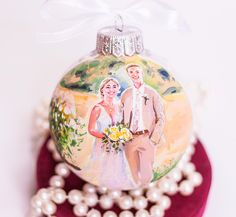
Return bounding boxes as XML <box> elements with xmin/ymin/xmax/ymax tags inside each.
<box><xmin>49</xmin><ymin>24</ymin><xmax>192</xmax><ymax>190</ymax></box>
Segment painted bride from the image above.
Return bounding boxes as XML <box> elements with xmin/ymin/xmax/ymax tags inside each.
<box><xmin>86</xmin><ymin>77</ymin><xmax>134</xmax><ymax>189</ymax></box>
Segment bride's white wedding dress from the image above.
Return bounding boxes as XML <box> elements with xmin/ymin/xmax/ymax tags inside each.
<box><xmin>84</xmin><ymin>102</ymin><xmax>135</xmax><ymax>190</ymax></box>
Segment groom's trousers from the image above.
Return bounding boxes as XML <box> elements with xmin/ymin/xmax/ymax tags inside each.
<box><xmin>124</xmin><ymin>131</ymin><xmax>155</xmax><ymax>186</ymax></box>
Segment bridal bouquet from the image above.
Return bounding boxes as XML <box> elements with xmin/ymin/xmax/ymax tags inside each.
<box><xmin>102</xmin><ymin>123</ymin><xmax>133</xmax><ymax>153</ymax></box>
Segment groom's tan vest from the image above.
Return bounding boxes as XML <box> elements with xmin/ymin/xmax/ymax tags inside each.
<box><xmin>120</xmin><ymin>85</ymin><xmax>165</xmax><ymax>144</ymax></box>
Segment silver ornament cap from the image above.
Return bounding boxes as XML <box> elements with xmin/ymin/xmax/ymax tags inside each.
<box><xmin>96</xmin><ymin>25</ymin><xmax>144</xmax><ymax>57</ymax></box>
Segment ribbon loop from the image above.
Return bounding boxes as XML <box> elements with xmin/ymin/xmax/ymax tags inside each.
<box><xmin>38</xmin><ymin>0</ymin><xmax>189</xmax><ymax>43</ymax></box>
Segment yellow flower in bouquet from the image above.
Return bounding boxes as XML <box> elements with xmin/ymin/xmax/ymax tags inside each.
<box><xmin>102</xmin><ymin>123</ymin><xmax>132</xmax><ymax>153</ymax></box>
<box><xmin>120</xmin><ymin>128</ymin><xmax>133</xmax><ymax>141</ymax></box>
<box><xmin>109</xmin><ymin>132</ymin><xmax>120</xmax><ymax>141</ymax></box>
<box><xmin>104</xmin><ymin>125</ymin><xmax>132</xmax><ymax>142</ymax></box>
<box><xmin>108</xmin><ymin>126</ymin><xmax>120</xmax><ymax>141</ymax></box>
<box><xmin>110</xmin><ymin>126</ymin><xmax>119</xmax><ymax>133</ymax></box>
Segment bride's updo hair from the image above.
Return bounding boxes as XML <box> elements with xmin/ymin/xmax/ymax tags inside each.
<box><xmin>99</xmin><ymin>77</ymin><xmax>120</xmax><ymax>97</ymax></box>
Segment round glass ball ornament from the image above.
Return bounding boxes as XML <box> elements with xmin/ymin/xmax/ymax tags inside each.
<box><xmin>49</xmin><ymin>26</ymin><xmax>192</xmax><ymax>190</ymax></box>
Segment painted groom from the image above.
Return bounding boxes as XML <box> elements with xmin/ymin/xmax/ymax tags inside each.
<box><xmin>120</xmin><ymin>64</ymin><xmax>165</xmax><ymax>186</ymax></box>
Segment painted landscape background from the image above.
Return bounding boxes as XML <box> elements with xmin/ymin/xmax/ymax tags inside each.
<box><xmin>49</xmin><ymin>54</ymin><xmax>192</xmax><ymax>184</ymax></box>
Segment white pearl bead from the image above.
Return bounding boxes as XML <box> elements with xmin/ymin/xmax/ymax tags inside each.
<box><xmin>135</xmin><ymin>209</ymin><xmax>150</xmax><ymax>217</ymax></box>
<box><xmin>37</xmin><ymin>188</ymin><xmax>51</xmax><ymax>201</ymax></box>
<box><xmin>47</xmin><ymin>186</ymin><xmax>59</xmax><ymax>196</ymax></box>
<box><xmin>49</xmin><ymin>175</ymin><xmax>65</xmax><ymax>188</ymax></box>
<box><xmin>119</xmin><ymin>210</ymin><xmax>134</xmax><ymax>217</ymax></box>
<box><xmin>146</xmin><ymin>187</ymin><xmax>161</xmax><ymax>202</ymax></box>
<box><xmin>99</xmin><ymin>195</ymin><xmax>114</xmax><ymax>209</ymax></box>
<box><xmin>188</xmin><ymin>172</ymin><xmax>203</xmax><ymax>186</ymax></box>
<box><xmin>182</xmin><ymin>162</ymin><xmax>196</xmax><ymax>176</ymax></box>
<box><xmin>159</xmin><ymin>195</ymin><xmax>171</xmax><ymax>210</ymax></box>
<box><xmin>87</xmin><ymin>209</ymin><xmax>102</xmax><ymax>217</ymax></box>
<box><xmin>133</xmin><ymin>196</ymin><xmax>147</xmax><ymax>210</ymax></box>
<box><xmin>41</xmin><ymin>201</ymin><xmax>57</xmax><ymax>215</ymax></box>
<box><xmin>73</xmin><ymin>202</ymin><xmax>88</xmax><ymax>216</ymax></box>
<box><xmin>42</xmin><ymin>121</ymin><xmax>49</xmax><ymax>130</ymax></box>
<box><xmin>51</xmin><ymin>188</ymin><xmax>67</xmax><ymax>204</ymax></box>
<box><xmin>84</xmin><ymin>193</ymin><xmax>98</xmax><ymax>207</ymax></box>
<box><xmin>168</xmin><ymin>168</ymin><xmax>182</xmax><ymax>182</ymax></box>
<box><xmin>179</xmin><ymin>180</ymin><xmax>194</xmax><ymax>196</ymax></box>
<box><xmin>68</xmin><ymin>190</ymin><xmax>83</xmax><ymax>204</ymax></box>
<box><xmin>167</xmin><ymin>181</ymin><xmax>178</xmax><ymax>195</ymax></box>
<box><xmin>180</xmin><ymin>153</ymin><xmax>191</xmax><ymax>163</ymax></box>
<box><xmin>129</xmin><ymin>188</ymin><xmax>143</xmax><ymax>197</ymax></box>
<box><xmin>118</xmin><ymin>195</ymin><xmax>133</xmax><ymax>210</ymax></box>
<box><xmin>97</xmin><ymin>186</ymin><xmax>108</xmax><ymax>194</ymax></box>
<box><xmin>158</xmin><ymin>178</ymin><xmax>171</xmax><ymax>193</ymax></box>
<box><xmin>29</xmin><ymin>207</ymin><xmax>42</xmax><ymax>217</ymax></box>
<box><xmin>83</xmin><ymin>183</ymin><xmax>96</xmax><ymax>193</ymax></box>
<box><xmin>185</xmin><ymin>145</ymin><xmax>195</xmax><ymax>156</ymax></box>
<box><xmin>55</xmin><ymin>163</ymin><xmax>70</xmax><ymax>177</ymax></box>
<box><xmin>190</xmin><ymin>134</ymin><xmax>197</xmax><ymax>144</ymax></box>
<box><xmin>103</xmin><ymin>211</ymin><xmax>117</xmax><ymax>217</ymax></box>
<box><xmin>148</xmin><ymin>181</ymin><xmax>157</xmax><ymax>188</ymax></box>
<box><xmin>47</xmin><ymin>139</ymin><xmax>55</xmax><ymax>152</ymax></box>
<box><xmin>150</xmin><ymin>205</ymin><xmax>164</xmax><ymax>217</ymax></box>
<box><xmin>53</xmin><ymin>151</ymin><xmax>62</xmax><ymax>161</ymax></box>
<box><xmin>31</xmin><ymin>195</ymin><xmax>43</xmax><ymax>208</ymax></box>
<box><xmin>108</xmin><ymin>190</ymin><xmax>122</xmax><ymax>199</ymax></box>
<box><xmin>176</xmin><ymin>160</ymin><xmax>185</xmax><ymax>170</ymax></box>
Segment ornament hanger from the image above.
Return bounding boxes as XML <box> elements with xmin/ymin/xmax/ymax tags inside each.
<box><xmin>114</xmin><ymin>14</ymin><xmax>124</xmax><ymax>32</ymax></box>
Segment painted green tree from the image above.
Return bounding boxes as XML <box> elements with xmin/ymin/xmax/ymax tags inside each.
<box><xmin>49</xmin><ymin>98</ymin><xmax>87</xmax><ymax>159</ymax></box>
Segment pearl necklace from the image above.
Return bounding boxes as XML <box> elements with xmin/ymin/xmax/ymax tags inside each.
<box><xmin>30</xmin><ymin>100</ymin><xmax>203</xmax><ymax>217</ymax></box>
<box><xmin>29</xmin><ymin>137</ymin><xmax>202</xmax><ymax>217</ymax></box>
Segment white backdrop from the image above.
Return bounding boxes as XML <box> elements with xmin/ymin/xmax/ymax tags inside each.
<box><xmin>0</xmin><ymin>0</ymin><xmax>236</xmax><ymax>216</ymax></box>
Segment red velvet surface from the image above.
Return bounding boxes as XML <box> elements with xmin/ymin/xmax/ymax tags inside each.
<box><xmin>36</xmin><ymin>137</ymin><xmax>212</xmax><ymax>217</ymax></box>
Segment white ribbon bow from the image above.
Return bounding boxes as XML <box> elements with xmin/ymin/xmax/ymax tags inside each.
<box><xmin>38</xmin><ymin>0</ymin><xmax>189</xmax><ymax>42</ymax></box>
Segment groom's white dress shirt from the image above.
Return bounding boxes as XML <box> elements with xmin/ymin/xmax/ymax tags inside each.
<box><xmin>131</xmin><ymin>83</ymin><xmax>145</xmax><ymax>132</ymax></box>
